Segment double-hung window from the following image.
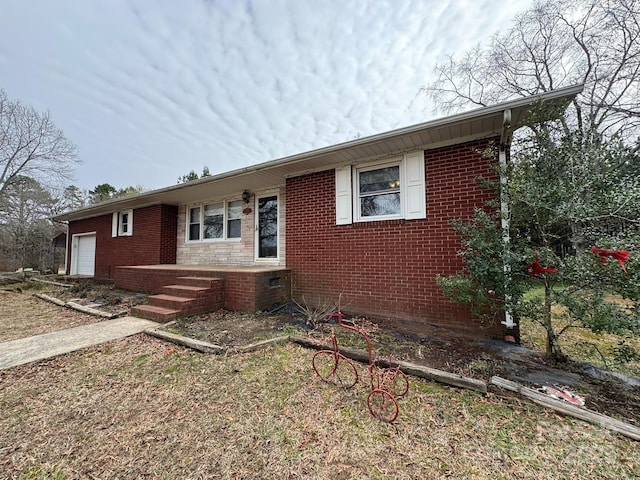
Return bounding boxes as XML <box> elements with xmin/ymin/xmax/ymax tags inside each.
<box><xmin>188</xmin><ymin>200</ymin><xmax>242</xmax><ymax>241</ymax></box>
<box><xmin>335</xmin><ymin>150</ymin><xmax>426</xmax><ymax>224</ymax></box>
<box><xmin>357</xmin><ymin>163</ymin><xmax>402</xmax><ymax>219</ymax></box>
<box><xmin>111</xmin><ymin>209</ymin><xmax>133</xmax><ymax>237</ymax></box>
<box><xmin>203</xmin><ymin>203</ymin><xmax>224</xmax><ymax>239</ymax></box>
<box><xmin>227</xmin><ymin>200</ymin><xmax>242</xmax><ymax>238</ymax></box>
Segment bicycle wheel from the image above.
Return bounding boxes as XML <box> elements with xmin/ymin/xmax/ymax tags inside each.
<box><xmin>380</xmin><ymin>367</ymin><xmax>409</xmax><ymax>398</ymax></box>
<box><xmin>333</xmin><ymin>354</ymin><xmax>358</xmax><ymax>388</ymax></box>
<box><xmin>367</xmin><ymin>389</ymin><xmax>399</xmax><ymax>423</ymax></box>
<box><xmin>312</xmin><ymin>350</ymin><xmax>338</xmax><ymax>383</ymax></box>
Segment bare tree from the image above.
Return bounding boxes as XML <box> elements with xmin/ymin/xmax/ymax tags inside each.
<box><xmin>0</xmin><ymin>89</ymin><xmax>79</xmax><ymax>199</ymax></box>
<box><xmin>424</xmin><ymin>0</ymin><xmax>640</xmax><ymax>144</ymax></box>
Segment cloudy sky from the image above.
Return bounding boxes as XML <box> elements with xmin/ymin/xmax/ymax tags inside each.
<box><xmin>1</xmin><ymin>0</ymin><xmax>531</xmax><ymax>191</ymax></box>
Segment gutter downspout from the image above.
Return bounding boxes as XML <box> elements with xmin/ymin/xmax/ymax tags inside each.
<box><xmin>500</xmin><ymin>109</ymin><xmax>515</xmax><ymax>329</ymax></box>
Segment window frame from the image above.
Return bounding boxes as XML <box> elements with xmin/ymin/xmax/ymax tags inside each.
<box><xmin>354</xmin><ymin>159</ymin><xmax>404</xmax><ymax>222</ymax></box>
<box><xmin>186</xmin><ymin>199</ymin><xmax>242</xmax><ymax>243</ymax></box>
<box><xmin>118</xmin><ymin>210</ymin><xmax>132</xmax><ymax>236</ymax></box>
<box><xmin>335</xmin><ymin>150</ymin><xmax>426</xmax><ymax>225</ymax></box>
<box><xmin>112</xmin><ymin>209</ymin><xmax>133</xmax><ymax>237</ymax></box>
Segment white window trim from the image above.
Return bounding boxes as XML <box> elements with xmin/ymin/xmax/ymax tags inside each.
<box><xmin>111</xmin><ymin>210</ymin><xmax>133</xmax><ymax>237</ymax></box>
<box><xmin>335</xmin><ymin>150</ymin><xmax>426</xmax><ymax>225</ymax></box>
<box><xmin>186</xmin><ymin>199</ymin><xmax>242</xmax><ymax>243</ymax></box>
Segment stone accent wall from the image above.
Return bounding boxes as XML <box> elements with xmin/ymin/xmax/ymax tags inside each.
<box><xmin>175</xmin><ymin>188</ymin><xmax>286</xmax><ymax>267</ymax></box>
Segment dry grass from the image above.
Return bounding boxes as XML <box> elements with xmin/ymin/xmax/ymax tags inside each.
<box><xmin>1</xmin><ymin>284</ymin><xmax>639</xmax><ymax>479</ymax></box>
<box><xmin>1</xmin><ymin>335</ymin><xmax>638</xmax><ymax>479</ymax></box>
<box><xmin>0</xmin><ymin>285</ymin><xmax>101</xmax><ymax>342</ymax></box>
<box><xmin>522</xmin><ymin>315</ymin><xmax>640</xmax><ymax>377</ymax></box>
<box><xmin>520</xmin><ymin>286</ymin><xmax>640</xmax><ymax>377</ymax></box>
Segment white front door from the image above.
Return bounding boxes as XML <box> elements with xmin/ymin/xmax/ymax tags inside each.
<box><xmin>71</xmin><ymin>233</ymin><xmax>96</xmax><ymax>275</ymax></box>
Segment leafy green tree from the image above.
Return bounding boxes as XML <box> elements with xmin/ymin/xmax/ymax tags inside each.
<box><xmin>438</xmin><ymin>128</ymin><xmax>640</xmax><ymax>360</ymax></box>
<box><xmin>87</xmin><ymin>183</ymin><xmax>144</xmax><ymax>204</ymax></box>
<box><xmin>177</xmin><ymin>166</ymin><xmax>211</xmax><ymax>184</ymax></box>
<box><xmin>0</xmin><ymin>175</ymin><xmax>58</xmax><ymax>271</ymax></box>
<box><xmin>425</xmin><ymin>0</ymin><xmax>640</xmax><ymax>361</ymax></box>
<box><xmin>116</xmin><ymin>185</ymin><xmax>144</xmax><ymax>197</ymax></box>
<box><xmin>89</xmin><ymin>183</ymin><xmax>117</xmax><ymax>204</ymax></box>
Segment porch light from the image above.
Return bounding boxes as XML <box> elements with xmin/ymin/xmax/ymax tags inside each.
<box><xmin>242</xmin><ymin>190</ymin><xmax>250</xmax><ymax>204</ymax></box>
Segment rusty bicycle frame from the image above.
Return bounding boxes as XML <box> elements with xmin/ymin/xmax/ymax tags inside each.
<box><xmin>311</xmin><ymin>306</ymin><xmax>409</xmax><ymax>423</ymax></box>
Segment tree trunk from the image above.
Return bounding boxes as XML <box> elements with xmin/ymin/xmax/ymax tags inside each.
<box><xmin>543</xmin><ymin>281</ymin><xmax>566</xmax><ymax>362</ymax></box>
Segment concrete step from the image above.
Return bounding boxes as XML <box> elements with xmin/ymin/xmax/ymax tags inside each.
<box><xmin>131</xmin><ymin>305</ymin><xmax>180</xmax><ymax>323</ymax></box>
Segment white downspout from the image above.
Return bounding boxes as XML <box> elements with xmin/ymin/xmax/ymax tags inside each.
<box><xmin>500</xmin><ymin>109</ymin><xmax>515</xmax><ymax>329</ymax></box>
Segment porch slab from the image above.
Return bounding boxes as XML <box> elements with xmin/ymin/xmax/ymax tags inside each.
<box><xmin>114</xmin><ymin>264</ymin><xmax>291</xmax><ymax>312</ymax></box>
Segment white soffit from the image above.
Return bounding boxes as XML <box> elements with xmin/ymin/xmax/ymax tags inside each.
<box><xmin>55</xmin><ymin>85</ymin><xmax>583</xmax><ymax>222</ymax></box>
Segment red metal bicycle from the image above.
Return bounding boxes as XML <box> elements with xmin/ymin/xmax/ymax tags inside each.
<box><xmin>312</xmin><ymin>307</ymin><xmax>409</xmax><ymax>422</ymax></box>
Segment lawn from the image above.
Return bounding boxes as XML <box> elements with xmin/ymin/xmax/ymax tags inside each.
<box><xmin>0</xmin><ymin>338</ymin><xmax>637</xmax><ymax>478</ymax></box>
<box><xmin>0</xmin><ymin>284</ymin><xmax>638</xmax><ymax>479</ymax></box>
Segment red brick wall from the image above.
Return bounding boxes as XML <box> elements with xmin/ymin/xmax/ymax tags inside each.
<box><xmin>67</xmin><ymin>204</ymin><xmax>178</xmax><ymax>280</ymax></box>
<box><xmin>286</xmin><ymin>139</ymin><xmax>506</xmax><ymax>336</ymax></box>
<box><xmin>114</xmin><ymin>266</ymin><xmax>291</xmax><ymax>311</ymax></box>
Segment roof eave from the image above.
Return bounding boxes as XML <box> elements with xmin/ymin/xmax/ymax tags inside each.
<box><xmin>54</xmin><ymin>84</ymin><xmax>583</xmax><ymax>222</ymax></box>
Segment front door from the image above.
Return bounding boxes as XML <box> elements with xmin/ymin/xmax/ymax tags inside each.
<box><xmin>256</xmin><ymin>194</ymin><xmax>278</xmax><ymax>260</ymax></box>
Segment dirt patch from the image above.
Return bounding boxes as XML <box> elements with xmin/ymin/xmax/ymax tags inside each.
<box><xmin>168</xmin><ymin>310</ymin><xmax>294</xmax><ymax>347</ymax></box>
<box><xmin>53</xmin><ymin>279</ymin><xmax>148</xmax><ymax>315</ymax></box>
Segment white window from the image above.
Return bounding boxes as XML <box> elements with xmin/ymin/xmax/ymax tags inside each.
<box><xmin>111</xmin><ymin>209</ymin><xmax>133</xmax><ymax>237</ymax></box>
<box><xmin>203</xmin><ymin>203</ymin><xmax>224</xmax><ymax>239</ymax></box>
<box><xmin>356</xmin><ymin>163</ymin><xmax>402</xmax><ymax>220</ymax></box>
<box><xmin>188</xmin><ymin>200</ymin><xmax>242</xmax><ymax>241</ymax></box>
<box><xmin>189</xmin><ymin>206</ymin><xmax>201</xmax><ymax>240</ymax></box>
<box><xmin>335</xmin><ymin>150</ymin><xmax>426</xmax><ymax>224</ymax></box>
<box><xmin>227</xmin><ymin>200</ymin><xmax>242</xmax><ymax>238</ymax></box>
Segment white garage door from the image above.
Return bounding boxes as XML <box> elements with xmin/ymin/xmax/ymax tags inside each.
<box><xmin>72</xmin><ymin>234</ymin><xmax>96</xmax><ymax>276</ymax></box>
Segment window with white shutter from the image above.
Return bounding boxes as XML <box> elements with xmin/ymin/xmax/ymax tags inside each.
<box><xmin>334</xmin><ymin>150</ymin><xmax>426</xmax><ymax>224</ymax></box>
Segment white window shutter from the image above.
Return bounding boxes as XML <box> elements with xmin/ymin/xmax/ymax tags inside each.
<box><xmin>127</xmin><ymin>209</ymin><xmax>134</xmax><ymax>236</ymax></box>
<box><xmin>112</xmin><ymin>212</ymin><xmax>118</xmax><ymax>237</ymax></box>
<box><xmin>335</xmin><ymin>166</ymin><xmax>353</xmax><ymax>225</ymax></box>
<box><xmin>404</xmin><ymin>150</ymin><xmax>426</xmax><ymax>220</ymax></box>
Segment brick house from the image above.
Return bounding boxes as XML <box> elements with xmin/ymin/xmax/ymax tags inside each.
<box><xmin>54</xmin><ymin>86</ymin><xmax>581</xmax><ymax>336</ymax></box>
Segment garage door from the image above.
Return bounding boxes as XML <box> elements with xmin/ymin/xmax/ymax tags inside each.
<box><xmin>73</xmin><ymin>234</ymin><xmax>96</xmax><ymax>276</ymax></box>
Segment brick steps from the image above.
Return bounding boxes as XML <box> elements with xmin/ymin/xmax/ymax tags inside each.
<box><xmin>132</xmin><ymin>276</ymin><xmax>223</xmax><ymax>323</ymax></box>
<box><xmin>161</xmin><ymin>284</ymin><xmax>208</xmax><ymax>297</ymax></box>
<box><xmin>131</xmin><ymin>305</ymin><xmax>180</xmax><ymax>323</ymax></box>
<box><xmin>176</xmin><ymin>276</ymin><xmax>220</xmax><ymax>288</ymax></box>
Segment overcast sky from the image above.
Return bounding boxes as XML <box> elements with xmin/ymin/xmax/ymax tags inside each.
<box><xmin>1</xmin><ymin>0</ymin><xmax>531</xmax><ymax>191</ymax></box>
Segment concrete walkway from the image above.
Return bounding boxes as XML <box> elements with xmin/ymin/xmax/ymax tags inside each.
<box><xmin>0</xmin><ymin>317</ymin><xmax>159</xmax><ymax>370</ymax></box>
